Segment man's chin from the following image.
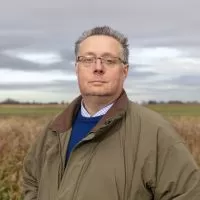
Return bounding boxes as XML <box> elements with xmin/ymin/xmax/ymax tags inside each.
<box><xmin>83</xmin><ymin>91</ymin><xmax>113</xmax><ymax>97</ymax></box>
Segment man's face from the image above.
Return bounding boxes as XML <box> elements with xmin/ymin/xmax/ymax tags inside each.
<box><xmin>75</xmin><ymin>35</ymin><xmax>128</xmax><ymax>99</ymax></box>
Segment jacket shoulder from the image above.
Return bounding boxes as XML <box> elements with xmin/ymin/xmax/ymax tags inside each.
<box><xmin>127</xmin><ymin>101</ymin><xmax>184</xmax><ymax>144</ymax></box>
<box><xmin>128</xmin><ymin>101</ymin><xmax>169</xmax><ymax>125</ymax></box>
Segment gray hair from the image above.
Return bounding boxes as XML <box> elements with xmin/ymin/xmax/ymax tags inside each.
<box><xmin>75</xmin><ymin>26</ymin><xmax>129</xmax><ymax>64</ymax></box>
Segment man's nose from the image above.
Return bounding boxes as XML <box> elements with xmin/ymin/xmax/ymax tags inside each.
<box><xmin>93</xmin><ymin>58</ymin><xmax>105</xmax><ymax>73</ymax></box>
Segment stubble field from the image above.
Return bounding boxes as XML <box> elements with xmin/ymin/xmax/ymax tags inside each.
<box><xmin>0</xmin><ymin>104</ymin><xmax>200</xmax><ymax>199</ymax></box>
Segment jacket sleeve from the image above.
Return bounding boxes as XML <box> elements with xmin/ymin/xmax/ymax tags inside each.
<box><xmin>22</xmin><ymin>123</ymin><xmax>50</xmax><ymax>200</ymax></box>
<box><xmin>154</xmin><ymin>128</ymin><xmax>200</xmax><ymax>199</ymax></box>
<box><xmin>22</xmin><ymin>143</ymin><xmax>39</xmax><ymax>200</ymax></box>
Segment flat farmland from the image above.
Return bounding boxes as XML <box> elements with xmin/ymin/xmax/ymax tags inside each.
<box><xmin>0</xmin><ymin>104</ymin><xmax>67</xmax><ymax>116</ymax></box>
<box><xmin>0</xmin><ymin>103</ymin><xmax>200</xmax><ymax>117</ymax></box>
<box><xmin>147</xmin><ymin>103</ymin><xmax>200</xmax><ymax>116</ymax></box>
<box><xmin>0</xmin><ymin>103</ymin><xmax>200</xmax><ymax>199</ymax></box>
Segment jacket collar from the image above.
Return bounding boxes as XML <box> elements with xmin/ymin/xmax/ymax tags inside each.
<box><xmin>48</xmin><ymin>89</ymin><xmax>129</xmax><ymax>133</ymax></box>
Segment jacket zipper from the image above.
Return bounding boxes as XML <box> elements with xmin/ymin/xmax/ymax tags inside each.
<box><xmin>71</xmin><ymin>140</ymin><xmax>100</xmax><ymax>200</ymax></box>
<box><xmin>71</xmin><ymin>119</ymin><xmax>121</xmax><ymax>200</ymax></box>
<box><xmin>56</xmin><ymin>131</ymin><xmax>96</xmax><ymax>191</ymax></box>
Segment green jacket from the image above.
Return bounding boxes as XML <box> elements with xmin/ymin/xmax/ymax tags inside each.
<box><xmin>23</xmin><ymin>91</ymin><xmax>200</xmax><ymax>200</ymax></box>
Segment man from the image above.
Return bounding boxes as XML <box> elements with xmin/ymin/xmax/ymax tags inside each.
<box><xmin>23</xmin><ymin>26</ymin><xmax>200</xmax><ymax>200</ymax></box>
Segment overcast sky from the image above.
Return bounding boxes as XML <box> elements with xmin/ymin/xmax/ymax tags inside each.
<box><xmin>0</xmin><ymin>0</ymin><xmax>200</xmax><ymax>103</ymax></box>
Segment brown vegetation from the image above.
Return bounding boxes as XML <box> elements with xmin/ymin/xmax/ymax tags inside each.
<box><xmin>0</xmin><ymin>116</ymin><xmax>51</xmax><ymax>200</ymax></box>
<box><xmin>169</xmin><ymin>116</ymin><xmax>200</xmax><ymax>166</ymax></box>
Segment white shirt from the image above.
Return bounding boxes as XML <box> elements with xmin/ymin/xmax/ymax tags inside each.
<box><xmin>81</xmin><ymin>101</ymin><xmax>114</xmax><ymax>117</ymax></box>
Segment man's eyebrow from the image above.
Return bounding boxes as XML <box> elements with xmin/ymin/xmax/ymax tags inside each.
<box><xmin>81</xmin><ymin>52</ymin><xmax>118</xmax><ymax>57</ymax></box>
<box><xmin>101</xmin><ymin>52</ymin><xmax>117</xmax><ymax>57</ymax></box>
<box><xmin>82</xmin><ymin>52</ymin><xmax>96</xmax><ymax>56</ymax></box>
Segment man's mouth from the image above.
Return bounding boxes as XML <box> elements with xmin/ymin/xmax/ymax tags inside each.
<box><xmin>89</xmin><ymin>81</ymin><xmax>107</xmax><ymax>85</ymax></box>
<box><xmin>89</xmin><ymin>80</ymin><xmax>107</xmax><ymax>83</ymax></box>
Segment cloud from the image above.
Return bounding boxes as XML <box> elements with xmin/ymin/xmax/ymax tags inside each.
<box><xmin>5</xmin><ymin>51</ymin><xmax>62</xmax><ymax>65</ymax></box>
<box><xmin>0</xmin><ymin>69</ymin><xmax>76</xmax><ymax>84</ymax></box>
<box><xmin>0</xmin><ymin>0</ymin><xmax>200</xmax><ymax>102</ymax></box>
<box><xmin>0</xmin><ymin>80</ymin><xmax>77</xmax><ymax>90</ymax></box>
<box><xmin>168</xmin><ymin>75</ymin><xmax>200</xmax><ymax>86</ymax></box>
<box><xmin>0</xmin><ymin>51</ymin><xmax>75</xmax><ymax>72</ymax></box>
<box><xmin>1</xmin><ymin>0</ymin><xmax>200</xmax><ymax>47</ymax></box>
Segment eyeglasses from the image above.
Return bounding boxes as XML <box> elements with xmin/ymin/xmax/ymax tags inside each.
<box><xmin>76</xmin><ymin>55</ymin><xmax>126</xmax><ymax>67</ymax></box>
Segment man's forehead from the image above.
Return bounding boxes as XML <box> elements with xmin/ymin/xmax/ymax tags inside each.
<box><xmin>80</xmin><ymin>35</ymin><xmax>121</xmax><ymax>46</ymax></box>
<box><xmin>78</xmin><ymin>35</ymin><xmax>122</xmax><ymax>55</ymax></box>
<box><xmin>80</xmin><ymin>51</ymin><xmax>119</xmax><ymax>57</ymax></box>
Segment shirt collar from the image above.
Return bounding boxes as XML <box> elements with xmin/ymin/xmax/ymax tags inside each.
<box><xmin>81</xmin><ymin>100</ymin><xmax>114</xmax><ymax>118</ymax></box>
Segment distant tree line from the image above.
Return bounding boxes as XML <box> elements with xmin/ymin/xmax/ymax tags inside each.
<box><xmin>0</xmin><ymin>98</ymin><xmax>68</xmax><ymax>105</ymax></box>
<box><xmin>0</xmin><ymin>98</ymin><xmax>199</xmax><ymax>105</ymax></box>
<box><xmin>142</xmin><ymin>100</ymin><xmax>200</xmax><ymax>105</ymax></box>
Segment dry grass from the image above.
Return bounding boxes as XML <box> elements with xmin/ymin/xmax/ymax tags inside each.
<box><xmin>169</xmin><ymin>116</ymin><xmax>200</xmax><ymax>166</ymax></box>
<box><xmin>0</xmin><ymin>116</ymin><xmax>200</xmax><ymax>199</ymax></box>
<box><xmin>0</xmin><ymin>116</ymin><xmax>52</xmax><ymax>200</ymax></box>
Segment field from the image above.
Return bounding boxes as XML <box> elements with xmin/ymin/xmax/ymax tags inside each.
<box><xmin>147</xmin><ymin>103</ymin><xmax>200</xmax><ymax>117</ymax></box>
<box><xmin>0</xmin><ymin>104</ymin><xmax>200</xmax><ymax>199</ymax></box>
<box><xmin>1</xmin><ymin>103</ymin><xmax>200</xmax><ymax>117</ymax></box>
<box><xmin>0</xmin><ymin>104</ymin><xmax>66</xmax><ymax>117</ymax></box>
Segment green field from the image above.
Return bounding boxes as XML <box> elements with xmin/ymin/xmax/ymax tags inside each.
<box><xmin>0</xmin><ymin>105</ymin><xmax>66</xmax><ymax>116</ymax></box>
<box><xmin>0</xmin><ymin>103</ymin><xmax>199</xmax><ymax>117</ymax></box>
<box><xmin>146</xmin><ymin>104</ymin><xmax>200</xmax><ymax>117</ymax></box>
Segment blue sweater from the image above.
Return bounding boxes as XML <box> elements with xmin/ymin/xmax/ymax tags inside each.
<box><xmin>66</xmin><ymin>109</ymin><xmax>103</xmax><ymax>163</ymax></box>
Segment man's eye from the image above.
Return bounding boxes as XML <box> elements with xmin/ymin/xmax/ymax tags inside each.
<box><xmin>105</xmin><ymin>59</ymin><xmax>116</xmax><ymax>64</ymax></box>
<box><xmin>84</xmin><ymin>58</ymin><xmax>94</xmax><ymax>63</ymax></box>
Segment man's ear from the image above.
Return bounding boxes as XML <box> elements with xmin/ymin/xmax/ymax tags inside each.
<box><xmin>75</xmin><ymin>62</ymin><xmax>78</xmax><ymax>75</ymax></box>
<box><xmin>123</xmin><ymin>64</ymin><xmax>129</xmax><ymax>79</ymax></box>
